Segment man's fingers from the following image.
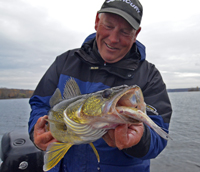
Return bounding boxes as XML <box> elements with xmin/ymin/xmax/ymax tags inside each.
<box><xmin>34</xmin><ymin>130</ymin><xmax>57</xmax><ymax>151</ymax></box>
<box><xmin>102</xmin><ymin>129</ymin><xmax>116</xmax><ymax>147</ymax></box>
<box><xmin>34</xmin><ymin>115</ymin><xmax>48</xmax><ymax>137</ymax></box>
<box><xmin>35</xmin><ymin>115</ymin><xmax>47</xmax><ymax>129</ymax></box>
<box><xmin>33</xmin><ymin>115</ymin><xmax>57</xmax><ymax>151</ymax></box>
<box><xmin>38</xmin><ymin>131</ymin><xmax>54</xmax><ymax>143</ymax></box>
<box><xmin>115</xmin><ymin>124</ymin><xmax>129</xmax><ymax>150</ymax></box>
<box><xmin>115</xmin><ymin>124</ymin><xmax>144</xmax><ymax>150</ymax></box>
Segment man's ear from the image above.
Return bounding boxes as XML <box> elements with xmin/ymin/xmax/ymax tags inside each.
<box><xmin>95</xmin><ymin>13</ymin><xmax>100</xmax><ymax>31</ymax></box>
<box><xmin>133</xmin><ymin>27</ymin><xmax>141</xmax><ymax>42</ymax></box>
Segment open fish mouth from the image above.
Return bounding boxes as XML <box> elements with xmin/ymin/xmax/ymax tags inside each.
<box><xmin>102</xmin><ymin>85</ymin><xmax>145</xmax><ymax>116</ymax></box>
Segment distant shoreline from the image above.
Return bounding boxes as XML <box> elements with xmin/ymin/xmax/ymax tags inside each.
<box><xmin>0</xmin><ymin>87</ymin><xmax>199</xmax><ymax>99</ymax></box>
<box><xmin>167</xmin><ymin>87</ymin><xmax>200</xmax><ymax>92</ymax></box>
<box><xmin>0</xmin><ymin>88</ymin><xmax>34</xmax><ymax>99</ymax></box>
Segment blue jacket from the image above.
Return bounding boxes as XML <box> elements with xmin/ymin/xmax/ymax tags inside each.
<box><xmin>29</xmin><ymin>34</ymin><xmax>172</xmax><ymax>172</ymax></box>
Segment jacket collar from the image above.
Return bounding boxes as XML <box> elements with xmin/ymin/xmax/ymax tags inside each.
<box><xmin>74</xmin><ymin>37</ymin><xmax>143</xmax><ymax>79</ymax></box>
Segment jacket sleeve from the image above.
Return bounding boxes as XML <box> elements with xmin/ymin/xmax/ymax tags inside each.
<box><xmin>28</xmin><ymin>54</ymin><xmax>67</xmax><ymax>136</ymax></box>
<box><xmin>123</xmin><ymin>64</ymin><xmax>172</xmax><ymax>159</ymax></box>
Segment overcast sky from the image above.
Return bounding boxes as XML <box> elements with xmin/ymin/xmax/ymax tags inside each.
<box><xmin>0</xmin><ymin>0</ymin><xmax>200</xmax><ymax>90</ymax></box>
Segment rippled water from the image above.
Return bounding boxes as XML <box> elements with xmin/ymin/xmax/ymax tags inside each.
<box><xmin>151</xmin><ymin>92</ymin><xmax>200</xmax><ymax>172</ymax></box>
<box><xmin>0</xmin><ymin>92</ymin><xmax>200</xmax><ymax>171</ymax></box>
<box><xmin>0</xmin><ymin>98</ymin><xmax>30</xmax><ymax>141</ymax></box>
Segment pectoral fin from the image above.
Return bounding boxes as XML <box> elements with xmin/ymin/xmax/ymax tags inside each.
<box><xmin>43</xmin><ymin>142</ymin><xmax>73</xmax><ymax>171</ymax></box>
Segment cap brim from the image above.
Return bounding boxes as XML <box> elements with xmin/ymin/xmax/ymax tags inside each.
<box><xmin>98</xmin><ymin>8</ymin><xmax>139</xmax><ymax>30</ymax></box>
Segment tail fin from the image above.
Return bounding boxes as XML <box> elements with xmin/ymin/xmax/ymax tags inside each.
<box><xmin>43</xmin><ymin>142</ymin><xmax>73</xmax><ymax>171</ymax></box>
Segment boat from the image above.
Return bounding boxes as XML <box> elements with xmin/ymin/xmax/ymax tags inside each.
<box><xmin>0</xmin><ymin>129</ymin><xmax>43</xmax><ymax>172</ymax></box>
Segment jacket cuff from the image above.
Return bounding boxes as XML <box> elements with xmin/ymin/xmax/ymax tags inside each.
<box><xmin>29</xmin><ymin>127</ymin><xmax>34</xmax><ymax>143</ymax></box>
<box><xmin>123</xmin><ymin>124</ymin><xmax>151</xmax><ymax>158</ymax></box>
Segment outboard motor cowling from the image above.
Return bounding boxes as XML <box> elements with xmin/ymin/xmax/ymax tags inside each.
<box><xmin>0</xmin><ymin>130</ymin><xmax>43</xmax><ymax>172</ymax></box>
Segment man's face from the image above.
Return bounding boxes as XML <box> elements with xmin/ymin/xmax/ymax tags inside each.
<box><xmin>95</xmin><ymin>13</ymin><xmax>141</xmax><ymax>63</ymax></box>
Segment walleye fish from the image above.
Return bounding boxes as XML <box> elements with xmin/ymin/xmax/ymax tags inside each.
<box><xmin>44</xmin><ymin>78</ymin><xmax>171</xmax><ymax>171</ymax></box>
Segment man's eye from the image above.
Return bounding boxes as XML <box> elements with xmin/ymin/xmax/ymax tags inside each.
<box><xmin>105</xmin><ymin>25</ymin><xmax>113</xmax><ymax>29</ymax></box>
<box><xmin>121</xmin><ymin>31</ymin><xmax>130</xmax><ymax>36</ymax></box>
<box><xmin>122</xmin><ymin>31</ymin><xmax>128</xmax><ymax>35</ymax></box>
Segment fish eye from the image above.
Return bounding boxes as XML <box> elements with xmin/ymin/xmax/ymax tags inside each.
<box><xmin>102</xmin><ymin>89</ymin><xmax>112</xmax><ymax>98</ymax></box>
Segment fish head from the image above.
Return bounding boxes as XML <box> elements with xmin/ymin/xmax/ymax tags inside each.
<box><xmin>102</xmin><ymin>85</ymin><xmax>145</xmax><ymax>114</ymax></box>
<box><xmin>77</xmin><ymin>85</ymin><xmax>146</xmax><ymax>123</ymax></box>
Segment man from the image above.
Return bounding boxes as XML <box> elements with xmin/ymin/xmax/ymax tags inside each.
<box><xmin>28</xmin><ymin>0</ymin><xmax>172</xmax><ymax>171</ymax></box>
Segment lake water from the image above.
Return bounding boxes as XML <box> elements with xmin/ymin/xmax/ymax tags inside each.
<box><xmin>0</xmin><ymin>92</ymin><xmax>200</xmax><ymax>171</ymax></box>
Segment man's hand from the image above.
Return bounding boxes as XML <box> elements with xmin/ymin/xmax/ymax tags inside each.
<box><xmin>34</xmin><ymin>115</ymin><xmax>57</xmax><ymax>151</ymax></box>
<box><xmin>102</xmin><ymin>123</ymin><xmax>144</xmax><ymax>150</ymax></box>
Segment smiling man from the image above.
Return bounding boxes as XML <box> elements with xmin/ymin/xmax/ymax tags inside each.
<box><xmin>95</xmin><ymin>13</ymin><xmax>141</xmax><ymax>63</ymax></box>
<box><xmin>29</xmin><ymin>0</ymin><xmax>172</xmax><ymax>172</ymax></box>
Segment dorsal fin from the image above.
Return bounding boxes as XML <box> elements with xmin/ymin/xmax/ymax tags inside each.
<box><xmin>63</xmin><ymin>78</ymin><xmax>82</xmax><ymax>99</ymax></box>
<box><xmin>49</xmin><ymin>88</ymin><xmax>62</xmax><ymax>108</ymax></box>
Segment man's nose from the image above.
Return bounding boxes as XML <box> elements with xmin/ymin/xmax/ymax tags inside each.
<box><xmin>109</xmin><ymin>29</ymin><xmax>119</xmax><ymax>43</ymax></box>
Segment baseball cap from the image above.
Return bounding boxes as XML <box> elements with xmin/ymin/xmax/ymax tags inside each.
<box><xmin>98</xmin><ymin>0</ymin><xmax>143</xmax><ymax>30</ymax></box>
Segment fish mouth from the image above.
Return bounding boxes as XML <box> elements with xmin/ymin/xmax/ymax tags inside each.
<box><xmin>103</xmin><ymin>85</ymin><xmax>145</xmax><ymax>116</ymax></box>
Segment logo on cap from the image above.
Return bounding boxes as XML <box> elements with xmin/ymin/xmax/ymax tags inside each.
<box><xmin>106</xmin><ymin>0</ymin><xmax>141</xmax><ymax>14</ymax></box>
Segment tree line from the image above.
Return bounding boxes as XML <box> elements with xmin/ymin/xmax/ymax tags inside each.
<box><xmin>188</xmin><ymin>87</ymin><xmax>199</xmax><ymax>92</ymax></box>
<box><xmin>1</xmin><ymin>86</ymin><xmax>199</xmax><ymax>99</ymax></box>
<box><xmin>0</xmin><ymin>88</ymin><xmax>34</xmax><ymax>99</ymax></box>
